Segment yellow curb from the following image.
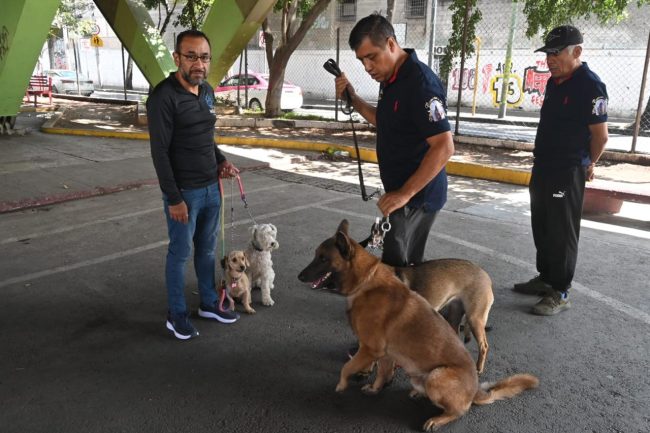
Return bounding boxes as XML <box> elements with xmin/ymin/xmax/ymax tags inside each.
<box><xmin>447</xmin><ymin>161</ymin><xmax>531</xmax><ymax>186</ymax></box>
<box><xmin>41</xmin><ymin>126</ymin><xmax>149</xmax><ymax>140</ymax></box>
<box><xmin>40</xmin><ymin>126</ymin><xmax>530</xmax><ymax>186</ymax></box>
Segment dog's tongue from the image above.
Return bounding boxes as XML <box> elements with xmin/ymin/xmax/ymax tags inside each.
<box><xmin>311</xmin><ymin>272</ymin><xmax>332</xmax><ymax>289</ymax></box>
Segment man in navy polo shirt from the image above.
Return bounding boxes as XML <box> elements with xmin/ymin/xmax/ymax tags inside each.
<box><xmin>334</xmin><ymin>14</ymin><xmax>454</xmax><ymax>267</ymax></box>
<box><xmin>514</xmin><ymin>25</ymin><xmax>608</xmax><ymax>316</ymax></box>
<box><xmin>148</xmin><ymin>30</ymin><xmax>240</xmax><ymax>340</ymax></box>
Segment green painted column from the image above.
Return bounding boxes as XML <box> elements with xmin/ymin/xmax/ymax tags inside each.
<box><xmin>93</xmin><ymin>0</ymin><xmax>175</xmax><ymax>88</ymax></box>
<box><xmin>202</xmin><ymin>0</ymin><xmax>276</xmax><ymax>86</ymax></box>
<box><xmin>0</xmin><ymin>0</ymin><xmax>61</xmax><ymax>117</ymax></box>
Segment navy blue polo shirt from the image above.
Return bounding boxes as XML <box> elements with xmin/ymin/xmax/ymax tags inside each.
<box><xmin>376</xmin><ymin>49</ymin><xmax>451</xmax><ymax>212</ymax></box>
<box><xmin>534</xmin><ymin>62</ymin><xmax>608</xmax><ymax>171</ymax></box>
<box><xmin>148</xmin><ymin>73</ymin><xmax>225</xmax><ymax>205</ymax></box>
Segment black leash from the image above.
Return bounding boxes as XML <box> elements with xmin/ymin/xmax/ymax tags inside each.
<box><xmin>323</xmin><ymin>59</ymin><xmax>379</xmax><ymax>202</ymax></box>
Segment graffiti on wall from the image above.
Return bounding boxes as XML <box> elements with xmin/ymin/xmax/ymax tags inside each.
<box><xmin>523</xmin><ymin>60</ymin><xmax>551</xmax><ymax>107</ymax></box>
<box><xmin>0</xmin><ymin>26</ymin><xmax>9</xmax><ymax>62</ymax></box>
<box><xmin>451</xmin><ymin>58</ymin><xmax>552</xmax><ymax>108</ymax></box>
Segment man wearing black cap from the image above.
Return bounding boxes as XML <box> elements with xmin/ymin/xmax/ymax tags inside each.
<box><xmin>513</xmin><ymin>25</ymin><xmax>609</xmax><ymax>316</ymax></box>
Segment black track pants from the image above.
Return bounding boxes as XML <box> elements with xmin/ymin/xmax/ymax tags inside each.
<box><xmin>529</xmin><ymin>165</ymin><xmax>586</xmax><ymax>291</ymax></box>
<box><xmin>381</xmin><ymin>206</ymin><xmax>438</xmax><ymax>267</ymax></box>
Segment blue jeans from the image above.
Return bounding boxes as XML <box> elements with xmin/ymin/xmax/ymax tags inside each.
<box><xmin>163</xmin><ymin>182</ymin><xmax>221</xmax><ymax>317</ymax></box>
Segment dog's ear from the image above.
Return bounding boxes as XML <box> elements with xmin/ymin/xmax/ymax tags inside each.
<box><xmin>336</xmin><ymin>219</ymin><xmax>350</xmax><ymax>236</ymax></box>
<box><xmin>243</xmin><ymin>252</ymin><xmax>251</xmax><ymax>268</ymax></box>
<box><xmin>335</xmin><ymin>230</ymin><xmax>354</xmax><ymax>260</ymax></box>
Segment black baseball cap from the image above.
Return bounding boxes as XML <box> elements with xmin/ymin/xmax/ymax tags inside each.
<box><xmin>535</xmin><ymin>25</ymin><xmax>583</xmax><ymax>54</ymax></box>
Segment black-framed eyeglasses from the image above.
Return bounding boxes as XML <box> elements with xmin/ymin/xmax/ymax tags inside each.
<box><xmin>179</xmin><ymin>53</ymin><xmax>211</xmax><ymax>63</ymax></box>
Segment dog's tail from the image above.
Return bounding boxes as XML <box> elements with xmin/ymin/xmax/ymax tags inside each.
<box><xmin>473</xmin><ymin>374</ymin><xmax>539</xmax><ymax>405</ymax></box>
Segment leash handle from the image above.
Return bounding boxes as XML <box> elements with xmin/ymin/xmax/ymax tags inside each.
<box><xmin>323</xmin><ymin>58</ymin><xmax>353</xmax><ymax>115</ymax></box>
<box><xmin>236</xmin><ymin>174</ymin><xmax>247</xmax><ymax>204</ymax></box>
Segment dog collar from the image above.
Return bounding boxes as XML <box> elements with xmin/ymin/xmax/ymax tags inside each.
<box><xmin>251</xmin><ymin>240</ymin><xmax>264</xmax><ymax>252</ymax></box>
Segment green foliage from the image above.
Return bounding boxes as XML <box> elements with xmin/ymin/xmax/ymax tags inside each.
<box><xmin>273</xmin><ymin>0</ymin><xmax>318</xmax><ymax>18</ymax></box>
<box><xmin>520</xmin><ymin>0</ymin><xmax>650</xmax><ymax>38</ymax></box>
<box><xmin>51</xmin><ymin>0</ymin><xmax>96</xmax><ymax>38</ymax></box>
<box><xmin>174</xmin><ymin>0</ymin><xmax>215</xmax><ymax>30</ymax></box>
<box><xmin>439</xmin><ymin>0</ymin><xmax>482</xmax><ymax>82</ymax></box>
<box><xmin>281</xmin><ymin>112</ymin><xmax>330</xmax><ymax>121</ymax></box>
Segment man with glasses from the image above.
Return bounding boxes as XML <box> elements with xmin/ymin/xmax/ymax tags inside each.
<box><xmin>514</xmin><ymin>25</ymin><xmax>609</xmax><ymax>315</ymax></box>
<box><xmin>148</xmin><ymin>30</ymin><xmax>239</xmax><ymax>340</ymax></box>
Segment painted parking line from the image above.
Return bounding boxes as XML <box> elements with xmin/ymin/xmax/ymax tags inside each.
<box><xmin>0</xmin><ymin>196</ymin><xmax>348</xmax><ymax>290</ymax></box>
<box><xmin>314</xmin><ymin>204</ymin><xmax>650</xmax><ymax>326</ymax></box>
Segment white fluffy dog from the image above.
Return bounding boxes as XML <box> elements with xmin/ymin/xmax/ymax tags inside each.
<box><xmin>245</xmin><ymin>223</ymin><xmax>279</xmax><ymax>306</ymax></box>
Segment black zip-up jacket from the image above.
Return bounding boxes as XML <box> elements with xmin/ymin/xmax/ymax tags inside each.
<box><xmin>147</xmin><ymin>73</ymin><xmax>226</xmax><ymax>205</ymax></box>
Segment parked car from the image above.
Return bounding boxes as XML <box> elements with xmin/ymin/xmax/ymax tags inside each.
<box><xmin>43</xmin><ymin>69</ymin><xmax>94</xmax><ymax>96</ymax></box>
<box><xmin>215</xmin><ymin>72</ymin><xmax>303</xmax><ymax>111</ymax></box>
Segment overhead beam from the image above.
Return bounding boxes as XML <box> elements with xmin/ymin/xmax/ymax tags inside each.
<box><xmin>93</xmin><ymin>0</ymin><xmax>175</xmax><ymax>88</ymax></box>
<box><xmin>202</xmin><ymin>0</ymin><xmax>276</xmax><ymax>85</ymax></box>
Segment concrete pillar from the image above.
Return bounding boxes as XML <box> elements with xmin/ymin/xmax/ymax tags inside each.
<box><xmin>93</xmin><ymin>0</ymin><xmax>175</xmax><ymax>88</ymax></box>
<box><xmin>203</xmin><ymin>0</ymin><xmax>276</xmax><ymax>86</ymax></box>
<box><xmin>0</xmin><ymin>0</ymin><xmax>61</xmax><ymax>116</ymax></box>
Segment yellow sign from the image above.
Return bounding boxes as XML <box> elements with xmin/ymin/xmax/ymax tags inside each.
<box><xmin>90</xmin><ymin>35</ymin><xmax>103</xmax><ymax>48</ymax></box>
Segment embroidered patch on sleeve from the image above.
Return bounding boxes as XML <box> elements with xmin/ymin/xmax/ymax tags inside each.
<box><xmin>425</xmin><ymin>97</ymin><xmax>446</xmax><ymax>122</ymax></box>
<box><xmin>592</xmin><ymin>96</ymin><xmax>608</xmax><ymax>116</ymax></box>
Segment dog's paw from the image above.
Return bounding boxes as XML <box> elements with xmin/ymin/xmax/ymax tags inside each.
<box><xmin>361</xmin><ymin>384</ymin><xmax>380</xmax><ymax>396</ymax></box>
<box><xmin>335</xmin><ymin>382</ymin><xmax>347</xmax><ymax>393</ymax></box>
<box><xmin>262</xmin><ymin>297</ymin><xmax>275</xmax><ymax>306</ymax></box>
<box><xmin>422</xmin><ymin>418</ymin><xmax>441</xmax><ymax>431</ymax></box>
<box><xmin>245</xmin><ymin>307</ymin><xmax>256</xmax><ymax>314</ymax></box>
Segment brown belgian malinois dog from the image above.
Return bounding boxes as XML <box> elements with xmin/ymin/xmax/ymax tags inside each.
<box><xmin>298</xmin><ymin>220</ymin><xmax>538</xmax><ymax>431</ymax></box>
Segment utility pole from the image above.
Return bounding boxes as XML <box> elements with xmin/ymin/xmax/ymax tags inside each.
<box><xmin>498</xmin><ymin>0</ymin><xmax>517</xmax><ymax>118</ymax></box>
<box><xmin>427</xmin><ymin>0</ymin><xmax>439</xmax><ymax>69</ymax></box>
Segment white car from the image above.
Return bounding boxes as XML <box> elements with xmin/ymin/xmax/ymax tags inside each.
<box><xmin>44</xmin><ymin>69</ymin><xmax>94</xmax><ymax>96</ymax></box>
<box><xmin>216</xmin><ymin>72</ymin><xmax>303</xmax><ymax>111</ymax></box>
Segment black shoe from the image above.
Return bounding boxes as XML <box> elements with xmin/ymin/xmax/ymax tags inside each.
<box><xmin>531</xmin><ymin>291</ymin><xmax>571</xmax><ymax>316</ymax></box>
<box><xmin>166</xmin><ymin>312</ymin><xmax>199</xmax><ymax>340</ymax></box>
<box><xmin>513</xmin><ymin>275</ymin><xmax>553</xmax><ymax>296</ymax></box>
<box><xmin>198</xmin><ymin>302</ymin><xmax>240</xmax><ymax>324</ymax></box>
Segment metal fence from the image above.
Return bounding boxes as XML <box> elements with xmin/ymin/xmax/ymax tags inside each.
<box><xmin>241</xmin><ymin>0</ymin><xmax>650</xmax><ymax>153</ymax></box>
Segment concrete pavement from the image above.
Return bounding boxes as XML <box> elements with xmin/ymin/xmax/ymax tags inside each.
<box><xmin>1</xmin><ymin>107</ymin><xmax>649</xmax><ymax>433</ymax></box>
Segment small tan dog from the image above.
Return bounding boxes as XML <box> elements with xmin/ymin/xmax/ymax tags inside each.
<box><xmin>221</xmin><ymin>251</ymin><xmax>255</xmax><ymax>314</ymax></box>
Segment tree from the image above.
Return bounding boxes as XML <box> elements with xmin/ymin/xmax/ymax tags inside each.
<box><xmin>262</xmin><ymin>0</ymin><xmax>333</xmax><ymax>117</ymax></box>
<box><xmin>440</xmin><ymin>0</ymin><xmax>650</xmax><ymax>85</ymax></box>
<box><xmin>48</xmin><ymin>0</ymin><xmax>95</xmax><ymax>70</ymax></box>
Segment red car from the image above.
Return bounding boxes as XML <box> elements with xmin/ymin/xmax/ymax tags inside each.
<box><xmin>215</xmin><ymin>72</ymin><xmax>303</xmax><ymax>111</ymax></box>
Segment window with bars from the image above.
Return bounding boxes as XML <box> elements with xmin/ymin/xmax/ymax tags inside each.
<box><xmin>339</xmin><ymin>0</ymin><xmax>356</xmax><ymax>21</ymax></box>
<box><xmin>406</xmin><ymin>0</ymin><xmax>427</xmax><ymax>18</ymax></box>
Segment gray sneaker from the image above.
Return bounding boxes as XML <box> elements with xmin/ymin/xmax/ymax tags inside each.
<box><xmin>531</xmin><ymin>291</ymin><xmax>571</xmax><ymax>316</ymax></box>
<box><xmin>513</xmin><ymin>275</ymin><xmax>553</xmax><ymax>296</ymax></box>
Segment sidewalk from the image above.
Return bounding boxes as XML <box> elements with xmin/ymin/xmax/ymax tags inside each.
<box><xmin>1</xmin><ymin>101</ymin><xmax>648</xmax><ymax>215</ymax></box>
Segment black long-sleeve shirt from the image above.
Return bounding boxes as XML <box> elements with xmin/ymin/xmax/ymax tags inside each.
<box><xmin>147</xmin><ymin>73</ymin><xmax>225</xmax><ymax>205</ymax></box>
